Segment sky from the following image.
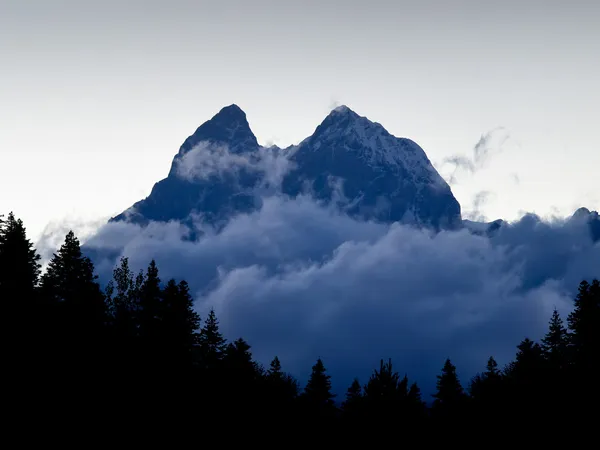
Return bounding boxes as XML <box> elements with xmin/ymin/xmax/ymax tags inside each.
<box><xmin>1</xmin><ymin>0</ymin><xmax>600</xmax><ymax>241</ymax></box>
<box><xmin>1</xmin><ymin>0</ymin><xmax>600</xmax><ymax>395</ymax></box>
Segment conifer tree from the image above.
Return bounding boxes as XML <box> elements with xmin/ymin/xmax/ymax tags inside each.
<box><xmin>407</xmin><ymin>381</ymin><xmax>424</xmax><ymax>408</ymax></box>
<box><xmin>0</xmin><ymin>213</ymin><xmax>43</xmax><ymax>404</ymax></box>
<box><xmin>431</xmin><ymin>358</ymin><xmax>467</xmax><ymax>423</ymax></box>
<box><xmin>567</xmin><ymin>280</ymin><xmax>600</xmax><ymax>370</ymax></box>
<box><xmin>406</xmin><ymin>382</ymin><xmax>427</xmax><ymax>424</ymax></box>
<box><xmin>268</xmin><ymin>356</ymin><xmax>283</xmax><ymax>380</ymax></box>
<box><xmin>567</xmin><ymin>279</ymin><xmax>600</xmax><ymax>408</ymax></box>
<box><xmin>503</xmin><ymin>338</ymin><xmax>545</xmax><ymax>422</ymax></box>
<box><xmin>266</xmin><ymin>356</ymin><xmax>299</xmax><ymax>404</ymax></box>
<box><xmin>224</xmin><ymin>338</ymin><xmax>255</xmax><ymax>375</ymax></box>
<box><xmin>222</xmin><ymin>337</ymin><xmax>258</xmax><ymax>411</ymax></box>
<box><xmin>469</xmin><ymin>356</ymin><xmax>506</xmax><ymax>425</ymax></box>
<box><xmin>512</xmin><ymin>338</ymin><xmax>544</xmax><ymax>379</ymax></box>
<box><xmin>344</xmin><ymin>378</ymin><xmax>363</xmax><ymax>406</ymax></box>
<box><xmin>39</xmin><ymin>230</ymin><xmax>108</xmax><ymax>407</ymax></box>
<box><xmin>363</xmin><ymin>358</ymin><xmax>403</xmax><ymax>417</ymax></box>
<box><xmin>302</xmin><ymin>358</ymin><xmax>336</xmax><ymax>418</ymax></box>
<box><xmin>0</xmin><ymin>212</ymin><xmax>41</xmax><ymax>298</ymax></box>
<box><xmin>40</xmin><ymin>230</ymin><xmax>106</xmax><ymax>337</ymax></box>
<box><xmin>340</xmin><ymin>378</ymin><xmax>364</xmax><ymax>428</ymax></box>
<box><xmin>105</xmin><ymin>257</ymin><xmax>142</xmax><ymax>344</ymax></box>
<box><xmin>542</xmin><ymin>308</ymin><xmax>569</xmax><ymax>370</ymax></box>
<box><xmin>161</xmin><ymin>279</ymin><xmax>200</xmax><ymax>366</ymax></box>
<box><xmin>0</xmin><ymin>212</ymin><xmax>42</xmax><ymax>342</ymax></box>
<box><xmin>198</xmin><ymin>308</ymin><xmax>227</xmax><ymax>369</ymax></box>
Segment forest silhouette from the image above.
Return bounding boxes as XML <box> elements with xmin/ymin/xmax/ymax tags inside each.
<box><xmin>2</xmin><ymin>211</ymin><xmax>598</xmax><ymax>439</ymax></box>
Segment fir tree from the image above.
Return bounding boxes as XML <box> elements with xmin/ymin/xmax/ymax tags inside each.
<box><xmin>268</xmin><ymin>356</ymin><xmax>283</xmax><ymax>380</ymax></box>
<box><xmin>40</xmin><ymin>230</ymin><xmax>106</xmax><ymax>336</ymax></box>
<box><xmin>105</xmin><ymin>257</ymin><xmax>142</xmax><ymax>344</ymax></box>
<box><xmin>406</xmin><ymin>382</ymin><xmax>427</xmax><ymax>424</ymax></box>
<box><xmin>503</xmin><ymin>338</ymin><xmax>545</xmax><ymax>422</ymax></box>
<box><xmin>0</xmin><ymin>212</ymin><xmax>42</xmax><ymax>341</ymax></box>
<box><xmin>542</xmin><ymin>308</ymin><xmax>569</xmax><ymax>370</ymax></box>
<box><xmin>38</xmin><ymin>230</ymin><xmax>108</xmax><ymax>408</ymax></box>
<box><xmin>407</xmin><ymin>381</ymin><xmax>424</xmax><ymax>408</ymax></box>
<box><xmin>161</xmin><ymin>279</ymin><xmax>200</xmax><ymax>365</ymax></box>
<box><xmin>567</xmin><ymin>280</ymin><xmax>600</xmax><ymax>369</ymax></box>
<box><xmin>469</xmin><ymin>356</ymin><xmax>506</xmax><ymax>426</ymax></box>
<box><xmin>341</xmin><ymin>378</ymin><xmax>364</xmax><ymax>426</ymax></box>
<box><xmin>302</xmin><ymin>358</ymin><xmax>336</xmax><ymax>419</ymax></box>
<box><xmin>0</xmin><ymin>212</ymin><xmax>41</xmax><ymax>297</ymax></box>
<box><xmin>223</xmin><ymin>338</ymin><xmax>258</xmax><ymax>411</ymax></box>
<box><xmin>198</xmin><ymin>308</ymin><xmax>227</xmax><ymax>369</ymax></box>
<box><xmin>432</xmin><ymin>358</ymin><xmax>467</xmax><ymax>423</ymax></box>
<box><xmin>344</xmin><ymin>378</ymin><xmax>363</xmax><ymax>407</ymax></box>
<box><xmin>266</xmin><ymin>356</ymin><xmax>299</xmax><ymax>399</ymax></box>
<box><xmin>224</xmin><ymin>338</ymin><xmax>255</xmax><ymax>374</ymax></box>
<box><xmin>0</xmin><ymin>213</ymin><xmax>43</xmax><ymax>407</ymax></box>
<box><xmin>363</xmin><ymin>358</ymin><xmax>404</xmax><ymax>421</ymax></box>
<box><xmin>566</xmin><ymin>279</ymin><xmax>600</xmax><ymax>408</ymax></box>
<box><xmin>512</xmin><ymin>338</ymin><xmax>544</xmax><ymax>379</ymax></box>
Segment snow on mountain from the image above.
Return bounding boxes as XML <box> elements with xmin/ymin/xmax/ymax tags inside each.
<box><xmin>282</xmin><ymin>105</ymin><xmax>461</xmax><ymax>229</ymax></box>
<box><xmin>111</xmin><ymin>104</ymin><xmax>462</xmax><ymax>230</ymax></box>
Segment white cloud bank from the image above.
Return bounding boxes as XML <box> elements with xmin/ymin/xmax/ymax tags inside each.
<box><xmin>38</xmin><ymin>130</ymin><xmax>598</xmax><ymax>396</ymax></box>
<box><xmin>174</xmin><ymin>141</ymin><xmax>294</xmax><ymax>190</ymax></box>
<box><xmin>82</xmin><ymin>194</ymin><xmax>599</xmax><ymax>395</ymax></box>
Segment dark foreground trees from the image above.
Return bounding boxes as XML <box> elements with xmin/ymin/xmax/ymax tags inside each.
<box><xmin>2</xmin><ymin>211</ymin><xmax>598</xmax><ymax>437</ymax></box>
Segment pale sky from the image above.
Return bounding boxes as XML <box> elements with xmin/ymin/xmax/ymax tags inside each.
<box><xmin>1</xmin><ymin>0</ymin><xmax>599</xmax><ymax>242</ymax></box>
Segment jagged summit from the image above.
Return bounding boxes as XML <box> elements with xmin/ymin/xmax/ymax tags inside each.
<box><xmin>112</xmin><ymin>103</ymin><xmax>462</xmax><ymax>230</ymax></box>
<box><xmin>176</xmin><ymin>103</ymin><xmax>257</xmax><ymax>157</ymax></box>
<box><xmin>321</xmin><ymin>104</ymin><xmax>371</xmax><ymax>127</ymax></box>
<box><xmin>329</xmin><ymin>104</ymin><xmax>357</xmax><ymax>116</ymax></box>
<box><xmin>282</xmin><ymin>108</ymin><xmax>461</xmax><ymax>229</ymax></box>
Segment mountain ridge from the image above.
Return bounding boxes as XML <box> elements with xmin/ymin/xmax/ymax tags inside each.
<box><xmin>111</xmin><ymin>103</ymin><xmax>462</xmax><ymax>230</ymax></box>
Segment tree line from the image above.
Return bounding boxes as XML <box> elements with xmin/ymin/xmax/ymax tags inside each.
<box><xmin>1</xmin><ymin>211</ymin><xmax>598</xmax><ymax>438</ymax></box>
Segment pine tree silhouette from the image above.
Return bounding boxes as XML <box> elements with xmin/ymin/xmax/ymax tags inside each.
<box><xmin>567</xmin><ymin>279</ymin><xmax>600</xmax><ymax>413</ymax></box>
<box><xmin>542</xmin><ymin>308</ymin><xmax>569</xmax><ymax>365</ymax></box>
<box><xmin>39</xmin><ymin>230</ymin><xmax>108</xmax><ymax>414</ymax></box>
<box><xmin>302</xmin><ymin>357</ymin><xmax>336</xmax><ymax>427</ymax></box>
<box><xmin>432</xmin><ymin>358</ymin><xmax>467</xmax><ymax>426</ymax></box>
<box><xmin>40</xmin><ymin>230</ymin><xmax>106</xmax><ymax>342</ymax></box>
<box><xmin>198</xmin><ymin>308</ymin><xmax>227</xmax><ymax>370</ymax></box>
<box><xmin>341</xmin><ymin>378</ymin><xmax>364</xmax><ymax>428</ymax></box>
<box><xmin>0</xmin><ymin>212</ymin><xmax>41</xmax><ymax>297</ymax></box>
<box><xmin>0</xmin><ymin>213</ymin><xmax>43</xmax><ymax>418</ymax></box>
<box><xmin>161</xmin><ymin>279</ymin><xmax>200</xmax><ymax>367</ymax></box>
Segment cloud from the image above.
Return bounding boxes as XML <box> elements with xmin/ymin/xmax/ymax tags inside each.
<box><xmin>463</xmin><ymin>190</ymin><xmax>494</xmax><ymax>222</ymax></box>
<box><xmin>81</xmin><ymin>192</ymin><xmax>600</xmax><ymax>397</ymax></box>
<box><xmin>442</xmin><ymin>127</ymin><xmax>517</xmax><ymax>185</ymax></box>
<box><xmin>37</xmin><ymin>125</ymin><xmax>597</xmax><ymax>398</ymax></box>
<box><xmin>174</xmin><ymin>140</ymin><xmax>294</xmax><ymax>190</ymax></box>
<box><xmin>36</xmin><ymin>215</ymin><xmax>110</xmax><ymax>268</ymax></box>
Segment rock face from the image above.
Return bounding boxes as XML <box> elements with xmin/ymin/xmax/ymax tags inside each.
<box><xmin>111</xmin><ymin>104</ymin><xmax>261</xmax><ymax>227</ymax></box>
<box><xmin>111</xmin><ymin>104</ymin><xmax>462</xmax><ymax>230</ymax></box>
<box><xmin>282</xmin><ymin>106</ymin><xmax>461</xmax><ymax>229</ymax></box>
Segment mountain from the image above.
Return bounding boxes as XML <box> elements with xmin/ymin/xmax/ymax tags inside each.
<box><xmin>282</xmin><ymin>106</ymin><xmax>461</xmax><ymax>229</ymax></box>
<box><xmin>111</xmin><ymin>104</ymin><xmax>261</xmax><ymax>227</ymax></box>
<box><xmin>111</xmin><ymin>104</ymin><xmax>462</xmax><ymax>230</ymax></box>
